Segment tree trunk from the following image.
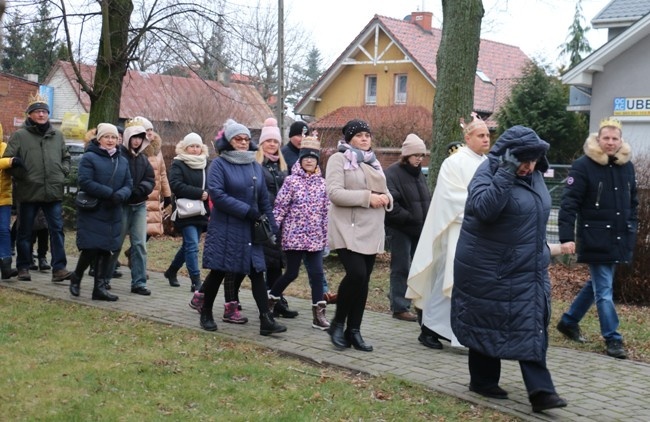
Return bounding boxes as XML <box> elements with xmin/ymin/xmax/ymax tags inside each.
<box><xmin>88</xmin><ymin>0</ymin><xmax>133</xmax><ymax>128</ymax></box>
<box><xmin>429</xmin><ymin>0</ymin><xmax>484</xmax><ymax>190</ymax></box>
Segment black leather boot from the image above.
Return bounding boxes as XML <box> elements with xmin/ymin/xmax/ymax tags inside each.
<box><xmin>69</xmin><ymin>272</ymin><xmax>81</xmax><ymax>297</ymax></box>
<box><xmin>328</xmin><ymin>321</ymin><xmax>350</xmax><ymax>349</ymax></box>
<box><xmin>1</xmin><ymin>257</ymin><xmax>18</xmax><ymax>280</ymax></box>
<box><xmin>346</xmin><ymin>328</ymin><xmax>373</xmax><ymax>352</ymax></box>
<box><xmin>165</xmin><ymin>266</ymin><xmax>180</xmax><ymax>287</ymax></box>
<box><xmin>91</xmin><ymin>254</ymin><xmax>118</xmax><ymax>301</ymax></box>
<box><xmin>259</xmin><ymin>312</ymin><xmax>287</xmax><ymax>336</ymax></box>
<box><xmin>190</xmin><ymin>274</ymin><xmax>202</xmax><ymax>292</ymax></box>
<box><xmin>200</xmin><ymin>308</ymin><xmax>218</xmax><ymax>331</ymax></box>
<box><xmin>273</xmin><ymin>296</ymin><xmax>299</xmax><ymax>318</ymax></box>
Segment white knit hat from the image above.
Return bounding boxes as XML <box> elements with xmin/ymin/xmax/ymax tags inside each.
<box><xmin>181</xmin><ymin>132</ymin><xmax>203</xmax><ymax>148</ymax></box>
<box><xmin>96</xmin><ymin>123</ymin><xmax>119</xmax><ymax>140</ymax></box>
<box><xmin>259</xmin><ymin>117</ymin><xmax>281</xmax><ymax>145</ymax></box>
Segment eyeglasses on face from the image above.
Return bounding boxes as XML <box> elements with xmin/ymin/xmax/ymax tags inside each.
<box><xmin>232</xmin><ymin>136</ymin><xmax>250</xmax><ymax>143</ymax></box>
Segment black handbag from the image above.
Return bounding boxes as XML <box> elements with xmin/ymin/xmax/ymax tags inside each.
<box><xmin>251</xmin><ymin>174</ymin><xmax>275</xmax><ymax>245</ymax></box>
<box><xmin>253</xmin><ymin>214</ymin><xmax>273</xmax><ymax>244</ymax></box>
<box><xmin>75</xmin><ymin>158</ymin><xmax>118</xmax><ymax>211</ymax></box>
<box><xmin>75</xmin><ymin>191</ymin><xmax>99</xmax><ymax>210</ymax></box>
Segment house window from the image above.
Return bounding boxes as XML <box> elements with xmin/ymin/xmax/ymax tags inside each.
<box><xmin>365</xmin><ymin>75</ymin><xmax>377</xmax><ymax>104</ymax></box>
<box><xmin>395</xmin><ymin>74</ymin><xmax>407</xmax><ymax>104</ymax></box>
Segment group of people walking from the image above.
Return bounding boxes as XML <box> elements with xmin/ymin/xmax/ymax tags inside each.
<box><xmin>1</xmin><ymin>93</ymin><xmax>638</xmax><ymax>415</ymax></box>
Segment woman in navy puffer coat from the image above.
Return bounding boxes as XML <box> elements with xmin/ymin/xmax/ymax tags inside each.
<box><xmin>199</xmin><ymin>119</ymin><xmax>286</xmax><ymax>336</ymax></box>
<box><xmin>451</xmin><ymin>125</ymin><xmax>567</xmax><ymax>413</ymax></box>
<box><xmin>70</xmin><ymin>124</ymin><xmax>132</xmax><ymax>301</ymax></box>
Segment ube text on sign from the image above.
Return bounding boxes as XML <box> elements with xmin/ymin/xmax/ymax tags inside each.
<box><xmin>613</xmin><ymin>97</ymin><xmax>650</xmax><ymax>116</ymax></box>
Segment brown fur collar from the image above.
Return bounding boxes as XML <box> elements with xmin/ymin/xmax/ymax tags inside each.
<box><xmin>583</xmin><ymin>133</ymin><xmax>632</xmax><ymax>166</ymax></box>
<box><xmin>142</xmin><ymin>132</ymin><xmax>162</xmax><ymax>157</ymax></box>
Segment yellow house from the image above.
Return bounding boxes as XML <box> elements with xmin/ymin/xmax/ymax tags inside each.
<box><xmin>295</xmin><ymin>11</ymin><xmax>531</xmax><ymax>147</ymax></box>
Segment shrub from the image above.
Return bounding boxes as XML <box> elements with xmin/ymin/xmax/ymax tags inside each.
<box><xmin>615</xmin><ymin>155</ymin><xmax>650</xmax><ymax>304</ymax></box>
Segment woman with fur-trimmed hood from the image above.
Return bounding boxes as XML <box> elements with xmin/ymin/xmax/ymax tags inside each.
<box><xmin>143</xmin><ymin>130</ymin><xmax>172</xmax><ymax>237</ymax></box>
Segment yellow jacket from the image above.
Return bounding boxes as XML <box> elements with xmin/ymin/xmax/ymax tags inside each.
<box><xmin>0</xmin><ymin>142</ymin><xmax>13</xmax><ymax>206</ymax></box>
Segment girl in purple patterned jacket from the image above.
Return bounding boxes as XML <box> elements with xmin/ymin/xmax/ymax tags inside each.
<box><xmin>268</xmin><ymin>137</ymin><xmax>330</xmax><ymax>330</ymax></box>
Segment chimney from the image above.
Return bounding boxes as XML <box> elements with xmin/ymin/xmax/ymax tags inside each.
<box><xmin>218</xmin><ymin>69</ymin><xmax>231</xmax><ymax>87</ymax></box>
<box><xmin>410</xmin><ymin>11</ymin><xmax>433</xmax><ymax>32</ymax></box>
<box><xmin>24</xmin><ymin>74</ymin><xmax>39</xmax><ymax>83</ymax></box>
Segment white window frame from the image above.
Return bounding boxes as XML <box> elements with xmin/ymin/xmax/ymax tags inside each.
<box><xmin>395</xmin><ymin>74</ymin><xmax>407</xmax><ymax>104</ymax></box>
<box><xmin>365</xmin><ymin>75</ymin><xmax>377</xmax><ymax>104</ymax></box>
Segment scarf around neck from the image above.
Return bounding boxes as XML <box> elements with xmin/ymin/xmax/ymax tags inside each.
<box><xmin>337</xmin><ymin>140</ymin><xmax>382</xmax><ymax>172</ymax></box>
<box><xmin>174</xmin><ymin>152</ymin><xmax>207</xmax><ymax>169</ymax></box>
<box><xmin>220</xmin><ymin>150</ymin><xmax>257</xmax><ymax>165</ymax></box>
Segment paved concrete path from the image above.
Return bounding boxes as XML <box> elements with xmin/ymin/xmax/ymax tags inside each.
<box><xmin>3</xmin><ymin>261</ymin><xmax>648</xmax><ymax>422</ymax></box>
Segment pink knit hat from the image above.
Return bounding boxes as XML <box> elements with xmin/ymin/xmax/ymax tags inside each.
<box><xmin>259</xmin><ymin>117</ymin><xmax>281</xmax><ymax>145</ymax></box>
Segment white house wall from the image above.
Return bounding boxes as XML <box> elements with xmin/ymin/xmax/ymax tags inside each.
<box><xmin>46</xmin><ymin>69</ymin><xmax>87</xmax><ymax>122</ymax></box>
<box><xmin>590</xmin><ymin>33</ymin><xmax>650</xmax><ymax>154</ymax></box>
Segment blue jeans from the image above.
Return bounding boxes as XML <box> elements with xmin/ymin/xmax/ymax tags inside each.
<box><xmin>387</xmin><ymin>227</ymin><xmax>416</xmax><ymax>313</ymax></box>
<box><xmin>16</xmin><ymin>201</ymin><xmax>67</xmax><ymax>271</ymax></box>
<box><xmin>111</xmin><ymin>203</ymin><xmax>148</xmax><ymax>288</ymax></box>
<box><xmin>561</xmin><ymin>263</ymin><xmax>621</xmax><ymax>341</ymax></box>
<box><xmin>0</xmin><ymin>205</ymin><xmax>11</xmax><ymax>258</ymax></box>
<box><xmin>170</xmin><ymin>225</ymin><xmax>201</xmax><ymax>277</ymax></box>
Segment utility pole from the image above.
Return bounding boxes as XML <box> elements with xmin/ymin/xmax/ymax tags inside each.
<box><xmin>277</xmin><ymin>0</ymin><xmax>285</xmax><ymax>137</ymax></box>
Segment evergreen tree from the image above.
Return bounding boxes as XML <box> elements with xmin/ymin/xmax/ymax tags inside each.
<box><xmin>286</xmin><ymin>46</ymin><xmax>323</xmax><ymax>107</ymax></box>
<box><xmin>2</xmin><ymin>12</ymin><xmax>28</xmax><ymax>76</ymax></box>
<box><xmin>24</xmin><ymin>0</ymin><xmax>65</xmax><ymax>81</ymax></box>
<box><xmin>559</xmin><ymin>0</ymin><xmax>592</xmax><ymax>70</ymax></box>
<box><xmin>496</xmin><ymin>61</ymin><xmax>587</xmax><ymax>164</ymax></box>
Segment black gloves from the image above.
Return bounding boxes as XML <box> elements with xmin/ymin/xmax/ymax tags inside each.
<box><xmin>12</xmin><ymin>157</ymin><xmax>24</xmax><ymax>168</ymax></box>
<box><xmin>499</xmin><ymin>149</ymin><xmax>521</xmax><ymax>174</ymax></box>
<box><xmin>163</xmin><ymin>196</ymin><xmax>172</xmax><ymax>208</ymax></box>
<box><xmin>110</xmin><ymin>193</ymin><xmax>122</xmax><ymax>205</ymax></box>
<box><xmin>246</xmin><ymin>208</ymin><xmax>261</xmax><ymax>221</ymax></box>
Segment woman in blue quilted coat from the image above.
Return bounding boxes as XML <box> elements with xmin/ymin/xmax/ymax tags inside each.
<box><xmin>198</xmin><ymin>119</ymin><xmax>286</xmax><ymax>336</ymax></box>
<box><xmin>450</xmin><ymin>125</ymin><xmax>567</xmax><ymax>413</ymax></box>
<box><xmin>69</xmin><ymin>123</ymin><xmax>132</xmax><ymax>301</ymax></box>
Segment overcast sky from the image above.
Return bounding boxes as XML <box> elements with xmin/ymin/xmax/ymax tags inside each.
<box><xmin>282</xmin><ymin>0</ymin><xmax>610</xmax><ymax>68</ymax></box>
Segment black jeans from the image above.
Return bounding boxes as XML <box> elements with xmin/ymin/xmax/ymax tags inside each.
<box><xmin>333</xmin><ymin>249</ymin><xmax>376</xmax><ymax>330</ymax></box>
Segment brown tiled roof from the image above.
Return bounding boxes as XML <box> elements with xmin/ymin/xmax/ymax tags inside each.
<box><xmin>51</xmin><ymin>61</ymin><xmax>271</xmax><ymax>129</ymax></box>
<box><xmin>377</xmin><ymin>15</ymin><xmax>530</xmax><ymax>115</ymax></box>
<box><xmin>296</xmin><ymin>15</ymin><xmax>530</xmax><ymax>119</ymax></box>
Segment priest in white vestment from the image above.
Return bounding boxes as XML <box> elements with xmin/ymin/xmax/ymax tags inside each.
<box><xmin>406</xmin><ymin>113</ymin><xmax>490</xmax><ymax>349</ymax></box>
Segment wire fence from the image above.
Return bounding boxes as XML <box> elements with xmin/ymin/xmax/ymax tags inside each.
<box><xmin>544</xmin><ymin>164</ymin><xmax>571</xmax><ymax>244</ymax></box>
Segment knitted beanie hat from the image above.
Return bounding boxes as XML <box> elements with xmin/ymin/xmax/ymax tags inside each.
<box><xmin>259</xmin><ymin>117</ymin><xmax>282</xmax><ymax>145</ymax></box>
<box><xmin>401</xmin><ymin>133</ymin><xmax>426</xmax><ymax>157</ymax></box>
<box><xmin>96</xmin><ymin>123</ymin><xmax>119</xmax><ymax>140</ymax></box>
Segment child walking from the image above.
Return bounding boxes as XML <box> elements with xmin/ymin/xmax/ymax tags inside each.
<box><xmin>267</xmin><ymin>137</ymin><xmax>330</xmax><ymax>330</ymax></box>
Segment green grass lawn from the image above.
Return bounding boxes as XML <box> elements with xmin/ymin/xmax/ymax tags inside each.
<box><xmin>0</xmin><ymin>288</ymin><xmax>518</xmax><ymax>421</ymax></box>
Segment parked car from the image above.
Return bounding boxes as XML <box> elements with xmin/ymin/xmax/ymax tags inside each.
<box><xmin>65</xmin><ymin>140</ymin><xmax>85</xmax><ymax>168</ymax></box>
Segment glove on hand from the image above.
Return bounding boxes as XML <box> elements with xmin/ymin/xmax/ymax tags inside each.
<box><xmin>12</xmin><ymin>157</ymin><xmax>24</xmax><ymax>168</ymax></box>
<box><xmin>246</xmin><ymin>208</ymin><xmax>261</xmax><ymax>221</ymax></box>
<box><xmin>163</xmin><ymin>196</ymin><xmax>172</xmax><ymax>208</ymax></box>
<box><xmin>110</xmin><ymin>193</ymin><xmax>122</xmax><ymax>205</ymax></box>
<box><xmin>499</xmin><ymin>148</ymin><xmax>521</xmax><ymax>174</ymax></box>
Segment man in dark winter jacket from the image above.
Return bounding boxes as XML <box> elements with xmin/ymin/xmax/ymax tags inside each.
<box><xmin>557</xmin><ymin>118</ymin><xmax>638</xmax><ymax>360</ymax></box>
<box><xmin>110</xmin><ymin>124</ymin><xmax>155</xmax><ymax>296</ymax></box>
<box><xmin>3</xmin><ymin>95</ymin><xmax>73</xmax><ymax>282</ymax></box>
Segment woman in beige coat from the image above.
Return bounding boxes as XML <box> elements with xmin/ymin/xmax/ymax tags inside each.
<box><xmin>326</xmin><ymin>119</ymin><xmax>393</xmax><ymax>352</ymax></box>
